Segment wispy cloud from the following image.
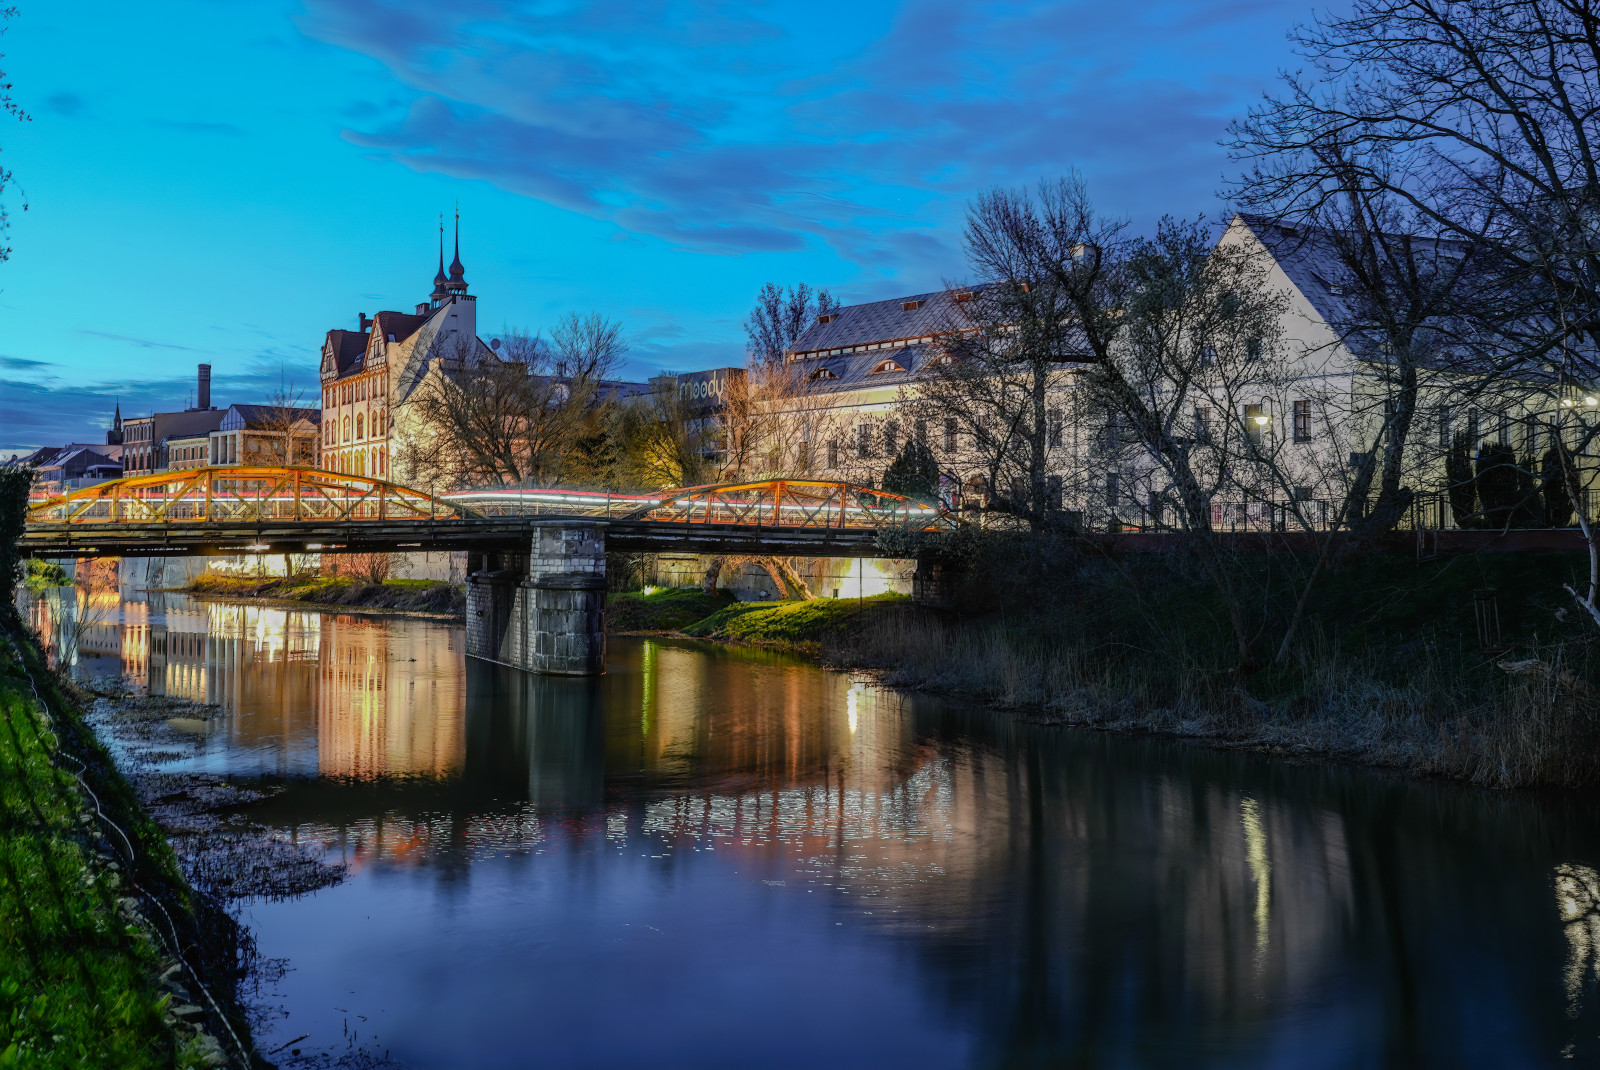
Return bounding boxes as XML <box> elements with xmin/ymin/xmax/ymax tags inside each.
<box><xmin>299</xmin><ymin>0</ymin><xmax>1282</xmax><ymax>279</ymax></box>
<box><xmin>78</xmin><ymin>330</ymin><xmax>203</xmax><ymax>351</ymax></box>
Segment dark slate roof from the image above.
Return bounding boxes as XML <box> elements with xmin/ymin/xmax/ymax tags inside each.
<box><xmin>325</xmin><ymin>329</ymin><xmax>370</xmax><ymax>377</ymax></box>
<box><xmin>221</xmin><ymin>404</ymin><xmax>322</xmax><ymax>431</ymax></box>
<box><xmin>789</xmin><ymin>288</ymin><xmax>986</xmax><ymax>356</ymax></box>
<box><xmin>792</xmin><ymin>342</ymin><xmax>944</xmax><ymax>395</ymax></box>
<box><xmin>151</xmin><ymin>409</ymin><xmax>226</xmax><ymax>442</ymax></box>
<box><xmin>371</xmin><ymin>311</ymin><xmax>429</xmax><ymax>348</ymax></box>
<box><xmin>1235</xmin><ymin>213</ymin><xmax>1476</xmax><ymax>331</ymax></box>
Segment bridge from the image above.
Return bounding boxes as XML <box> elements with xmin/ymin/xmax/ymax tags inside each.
<box><xmin>22</xmin><ymin>467</ymin><xmax>945</xmax><ymax>676</ymax></box>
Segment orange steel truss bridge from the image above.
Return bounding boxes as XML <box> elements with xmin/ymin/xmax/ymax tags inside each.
<box><xmin>21</xmin><ymin>467</ymin><xmax>945</xmax><ymax>558</ymax></box>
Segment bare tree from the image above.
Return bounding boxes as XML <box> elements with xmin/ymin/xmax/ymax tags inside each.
<box><xmin>1227</xmin><ymin>0</ymin><xmax>1600</xmax><ymax>625</ymax></box>
<box><xmin>745</xmin><ymin>283</ymin><xmax>838</xmax><ymax>367</ymax></box>
<box><xmin>260</xmin><ymin>380</ymin><xmax>313</xmax><ymax>467</ymax></box>
<box><xmin>395</xmin><ymin>314</ymin><xmax>629</xmax><ymax>490</ymax></box>
<box><xmin>0</xmin><ymin>8</ymin><xmax>27</xmax><ymax>265</ymax></box>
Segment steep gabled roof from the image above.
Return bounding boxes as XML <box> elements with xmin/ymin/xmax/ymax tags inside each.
<box><xmin>324</xmin><ymin>329</ymin><xmax>369</xmax><ymax>378</ymax></box>
<box><xmin>370</xmin><ymin>311</ymin><xmax>429</xmax><ymax>348</ymax></box>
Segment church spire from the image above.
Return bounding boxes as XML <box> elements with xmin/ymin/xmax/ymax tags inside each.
<box><xmin>447</xmin><ymin>202</ymin><xmax>468</xmax><ymax>295</ymax></box>
<box><xmin>430</xmin><ymin>213</ymin><xmax>450</xmax><ymax>308</ymax></box>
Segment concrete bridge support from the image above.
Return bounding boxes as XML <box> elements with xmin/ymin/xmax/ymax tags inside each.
<box><xmin>466</xmin><ymin>523</ymin><xmax>607</xmax><ymax>676</ymax></box>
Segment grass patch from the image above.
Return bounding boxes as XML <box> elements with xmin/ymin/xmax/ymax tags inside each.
<box><xmin>0</xmin><ymin>626</ymin><xmax>213</xmax><ymax>1067</ymax></box>
<box><xmin>188</xmin><ymin>572</ymin><xmax>464</xmax><ymax>615</ymax></box>
<box><xmin>683</xmin><ymin>592</ymin><xmax>908</xmax><ymax>652</ymax></box>
<box><xmin>607</xmin><ymin>587</ymin><xmax>735</xmax><ymax>632</ymax></box>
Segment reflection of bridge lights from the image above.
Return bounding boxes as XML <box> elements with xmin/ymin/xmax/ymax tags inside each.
<box><xmin>847</xmin><ymin>687</ymin><xmax>859</xmax><ymax>733</ymax></box>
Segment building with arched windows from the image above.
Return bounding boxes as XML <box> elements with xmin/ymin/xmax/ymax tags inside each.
<box><xmin>318</xmin><ymin>217</ymin><xmax>497</xmax><ymax>484</ymax></box>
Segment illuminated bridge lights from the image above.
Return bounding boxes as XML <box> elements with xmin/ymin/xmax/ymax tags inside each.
<box><xmin>24</xmin><ymin>468</ymin><xmax>950</xmax><ymax>533</ymax></box>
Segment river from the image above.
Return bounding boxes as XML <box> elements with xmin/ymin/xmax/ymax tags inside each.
<box><xmin>23</xmin><ymin>587</ymin><xmax>1600</xmax><ymax>1068</ymax></box>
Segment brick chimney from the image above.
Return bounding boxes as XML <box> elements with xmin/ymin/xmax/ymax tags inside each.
<box><xmin>197</xmin><ymin>364</ymin><xmax>212</xmax><ymax>410</ymax></box>
<box><xmin>359</xmin><ymin>313</ymin><xmax>371</xmax><ymax>332</ymax></box>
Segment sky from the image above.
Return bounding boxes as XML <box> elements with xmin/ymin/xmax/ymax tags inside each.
<box><xmin>0</xmin><ymin>0</ymin><xmax>1316</xmax><ymax>451</ymax></box>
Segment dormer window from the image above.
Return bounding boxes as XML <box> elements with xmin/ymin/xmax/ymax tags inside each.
<box><xmin>903</xmin><ymin>300</ymin><xmax>923</xmax><ymax>311</ymax></box>
<box><xmin>955</xmin><ymin>291</ymin><xmax>974</xmax><ymax>302</ymax></box>
<box><xmin>817</xmin><ymin>313</ymin><xmax>838</xmax><ymax>324</ymax></box>
<box><xmin>934</xmin><ymin>352</ymin><xmax>955</xmax><ymax>367</ymax></box>
<box><xmin>809</xmin><ymin>367</ymin><xmax>839</xmax><ymax>381</ymax></box>
<box><xmin>871</xmin><ymin>359</ymin><xmax>905</xmax><ymax>374</ymax></box>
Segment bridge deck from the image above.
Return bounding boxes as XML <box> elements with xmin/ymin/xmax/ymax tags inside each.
<box><xmin>18</xmin><ymin>517</ymin><xmax>893</xmax><ymax>559</ymax></box>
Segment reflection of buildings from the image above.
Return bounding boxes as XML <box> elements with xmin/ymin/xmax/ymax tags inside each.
<box><xmin>316</xmin><ymin>615</ymin><xmax>465</xmax><ymax>778</ymax></box>
<box><xmin>27</xmin><ymin>591</ymin><xmax>466</xmax><ymax>779</ymax></box>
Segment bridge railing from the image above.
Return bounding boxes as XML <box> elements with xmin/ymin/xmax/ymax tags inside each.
<box><xmin>26</xmin><ymin>467</ymin><xmax>469</xmax><ymax>525</ymax></box>
<box><xmin>628</xmin><ymin>480</ymin><xmax>945</xmax><ymax>529</ymax></box>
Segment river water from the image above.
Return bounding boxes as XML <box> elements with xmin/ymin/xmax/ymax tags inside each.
<box><xmin>24</xmin><ymin>588</ymin><xmax>1600</xmax><ymax>1068</ymax></box>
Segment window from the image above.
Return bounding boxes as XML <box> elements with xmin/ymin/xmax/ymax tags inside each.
<box><xmin>1199</xmin><ymin>346</ymin><xmax>1217</xmax><ymax>366</ymax></box>
<box><xmin>1106</xmin><ymin>471</ymin><xmax>1119</xmax><ymax>507</ymax></box>
<box><xmin>1497</xmin><ymin>410</ymin><xmax>1511</xmax><ymax>447</ymax></box>
<box><xmin>1244</xmin><ymin>403</ymin><xmax>1266</xmax><ymax>446</ymax></box>
<box><xmin>1468</xmin><ymin>409</ymin><xmax>1481</xmax><ymax>444</ymax></box>
<box><xmin>856</xmin><ymin>423</ymin><xmax>872</xmax><ymax>459</ymax></box>
<box><xmin>356</xmin><ymin>413</ymin><xmax>364</xmax><ymax>440</ymax></box>
<box><xmin>827</xmin><ymin>441</ymin><xmax>839</xmax><ymax>468</ymax></box>
<box><xmin>378</xmin><ymin>447</ymin><xmax>386</xmax><ymax>476</ymax></box>
<box><xmin>1293</xmin><ymin>399</ymin><xmax>1312</xmax><ymax>443</ymax></box>
<box><xmin>342</xmin><ymin>416</ymin><xmax>350</xmax><ymax>443</ymax></box>
<box><xmin>809</xmin><ymin>368</ymin><xmax>838</xmax><ymax>381</ymax></box>
<box><xmin>1049</xmin><ymin>408</ymin><xmax>1064</xmax><ymax>448</ymax></box>
<box><xmin>955</xmin><ymin>291</ymin><xmax>975</xmax><ymax>302</ymax></box>
<box><xmin>1047</xmin><ymin>475</ymin><xmax>1063</xmax><ymax>511</ymax></box>
<box><xmin>374</xmin><ymin>412</ymin><xmax>383</xmax><ymax>436</ymax></box>
<box><xmin>1438</xmin><ymin>405</ymin><xmax>1452</xmax><ymax>449</ymax></box>
<box><xmin>902</xmin><ymin>300</ymin><xmax>923</xmax><ymax>311</ymax></box>
<box><xmin>1246</xmin><ymin>337</ymin><xmax>1263</xmax><ymax>362</ymax></box>
<box><xmin>870</xmin><ymin>360</ymin><xmax>904</xmax><ymax>374</ymax></box>
<box><xmin>914</xmin><ymin>419</ymin><xmax>927</xmax><ymax>446</ymax></box>
<box><xmin>943</xmin><ymin>418</ymin><xmax>957</xmax><ymax>452</ymax></box>
<box><xmin>884</xmin><ymin>421</ymin><xmax>899</xmax><ymax>458</ymax></box>
<box><xmin>1194</xmin><ymin>405</ymin><xmax>1212</xmax><ymax>443</ymax></box>
<box><xmin>817</xmin><ymin>313</ymin><xmax>837</xmax><ymax>324</ymax></box>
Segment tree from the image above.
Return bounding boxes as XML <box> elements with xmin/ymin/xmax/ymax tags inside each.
<box><xmin>395</xmin><ymin>313</ymin><xmax>628</xmax><ymax>490</ymax></box>
<box><xmin>882</xmin><ymin>437</ymin><xmax>941</xmax><ymax>502</ymax></box>
<box><xmin>1446</xmin><ymin>433</ymin><xmax>1478</xmax><ymax>529</ymax></box>
<box><xmin>0</xmin><ymin>8</ymin><xmax>27</xmax><ymax>266</ymax></box>
<box><xmin>1227</xmin><ymin>0</ymin><xmax>1600</xmax><ymax>620</ymax></box>
<box><xmin>608</xmin><ymin>378</ymin><xmax>716</xmax><ymax>490</ymax></box>
<box><xmin>1544</xmin><ymin>446</ymin><xmax>1573</xmax><ymax>528</ymax></box>
<box><xmin>260</xmin><ymin>380</ymin><xmax>312</xmax><ymax>467</ymax></box>
<box><xmin>744</xmin><ymin>283</ymin><xmax>837</xmax><ymax>366</ymax></box>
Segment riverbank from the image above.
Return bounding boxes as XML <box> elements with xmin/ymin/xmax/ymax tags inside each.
<box><xmin>611</xmin><ymin>549</ymin><xmax>1600</xmax><ymax>790</ymax></box>
<box><xmin>0</xmin><ymin>615</ymin><xmax>251</xmax><ymax>1068</ymax></box>
<box><xmin>186</xmin><ymin>573</ymin><xmax>465</xmax><ymax>618</ymax></box>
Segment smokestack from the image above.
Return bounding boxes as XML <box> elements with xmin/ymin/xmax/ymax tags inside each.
<box><xmin>197</xmin><ymin>364</ymin><xmax>212</xmax><ymax>411</ymax></box>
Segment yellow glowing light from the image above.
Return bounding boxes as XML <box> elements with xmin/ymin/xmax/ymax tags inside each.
<box><xmin>1563</xmin><ymin>398</ymin><xmax>1576</xmax><ymax>408</ymax></box>
<box><xmin>1252</xmin><ymin>415</ymin><xmax>1270</xmax><ymax>427</ymax></box>
<box><xmin>1587</xmin><ymin>397</ymin><xmax>1597</xmax><ymax>407</ymax></box>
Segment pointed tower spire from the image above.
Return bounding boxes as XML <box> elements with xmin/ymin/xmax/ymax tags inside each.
<box><xmin>430</xmin><ymin>213</ymin><xmax>450</xmax><ymax>308</ymax></box>
<box><xmin>447</xmin><ymin>201</ymin><xmax>468</xmax><ymax>295</ymax></box>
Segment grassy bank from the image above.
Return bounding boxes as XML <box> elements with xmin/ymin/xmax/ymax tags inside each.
<box><xmin>0</xmin><ymin>619</ymin><xmax>246</xmax><ymax>1068</ymax></box>
<box><xmin>187</xmin><ymin>573</ymin><xmax>465</xmax><ymax>616</ymax></box>
<box><xmin>681</xmin><ymin>592</ymin><xmax>908</xmax><ymax>653</ymax></box>
<box><xmin>607</xmin><ymin>587</ymin><xmax>735</xmax><ymax>632</ymax></box>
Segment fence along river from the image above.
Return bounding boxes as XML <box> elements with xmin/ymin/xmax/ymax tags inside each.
<box><xmin>25</xmin><ymin>587</ymin><xmax>1600</xmax><ymax>1067</ymax></box>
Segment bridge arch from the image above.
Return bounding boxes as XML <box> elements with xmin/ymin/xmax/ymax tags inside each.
<box><xmin>26</xmin><ymin>466</ymin><xmax>474</xmax><ymax>525</ymax></box>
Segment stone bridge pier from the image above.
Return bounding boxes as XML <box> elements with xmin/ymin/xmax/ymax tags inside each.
<box><xmin>465</xmin><ymin>522</ymin><xmax>607</xmax><ymax>675</ymax></box>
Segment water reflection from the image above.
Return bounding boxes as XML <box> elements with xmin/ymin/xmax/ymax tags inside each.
<box><xmin>25</xmin><ymin>589</ymin><xmax>1600</xmax><ymax>1067</ymax></box>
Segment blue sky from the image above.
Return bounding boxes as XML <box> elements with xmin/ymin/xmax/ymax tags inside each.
<box><xmin>1</xmin><ymin>0</ymin><xmax>1311</xmax><ymax>451</ymax></box>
